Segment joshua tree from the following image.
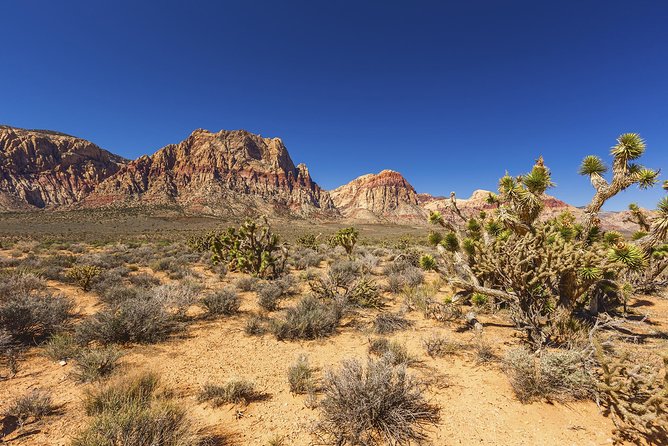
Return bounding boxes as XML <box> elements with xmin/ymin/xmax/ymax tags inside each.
<box><xmin>333</xmin><ymin>227</ymin><xmax>359</xmax><ymax>259</ymax></box>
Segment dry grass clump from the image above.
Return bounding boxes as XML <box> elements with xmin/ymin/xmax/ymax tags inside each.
<box><xmin>271</xmin><ymin>296</ymin><xmax>342</xmax><ymax>341</ymax></box>
<box><xmin>373</xmin><ymin>312</ymin><xmax>412</xmax><ymax>334</ymax></box>
<box><xmin>504</xmin><ymin>347</ymin><xmax>595</xmax><ymax>403</ymax></box>
<box><xmin>236</xmin><ymin>276</ymin><xmax>259</xmax><ymax>292</ymax></box>
<box><xmin>43</xmin><ymin>332</ymin><xmax>80</xmax><ymax>361</ymax></box>
<box><xmin>5</xmin><ymin>389</ymin><xmax>53</xmax><ymax>426</ymax></box>
<box><xmin>287</xmin><ymin>354</ymin><xmax>318</xmax><ymax>394</ymax></box>
<box><xmin>72</xmin><ymin>346</ymin><xmax>123</xmax><ymax>382</ymax></box>
<box><xmin>73</xmin><ymin>372</ymin><xmax>202</xmax><ymax>446</ymax></box>
<box><xmin>317</xmin><ymin>356</ymin><xmax>439</xmax><ymax>445</ymax></box>
<box><xmin>201</xmin><ymin>287</ymin><xmax>240</xmax><ymax>316</ymax></box>
<box><xmin>422</xmin><ymin>335</ymin><xmax>464</xmax><ymax>358</ymax></box>
<box><xmin>245</xmin><ymin>314</ymin><xmax>269</xmax><ymax>336</ymax></box>
<box><xmin>257</xmin><ymin>282</ymin><xmax>284</xmax><ymax>312</ymax></box>
<box><xmin>198</xmin><ymin>379</ymin><xmax>260</xmax><ymax>406</ymax></box>
<box><xmin>368</xmin><ymin>338</ymin><xmax>414</xmax><ymax>366</ymax></box>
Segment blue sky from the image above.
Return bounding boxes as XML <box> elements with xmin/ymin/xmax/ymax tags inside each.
<box><xmin>2</xmin><ymin>0</ymin><xmax>667</xmax><ymax>210</ymax></box>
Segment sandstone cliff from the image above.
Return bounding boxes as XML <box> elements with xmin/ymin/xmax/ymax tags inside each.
<box><xmin>85</xmin><ymin>129</ymin><xmax>335</xmax><ymax>217</ymax></box>
<box><xmin>330</xmin><ymin>170</ymin><xmax>426</xmax><ymax>222</ymax></box>
<box><xmin>0</xmin><ymin>126</ymin><xmax>126</xmax><ymax>210</ymax></box>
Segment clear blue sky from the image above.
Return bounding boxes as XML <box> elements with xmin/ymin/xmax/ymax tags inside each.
<box><xmin>2</xmin><ymin>1</ymin><xmax>667</xmax><ymax>210</ymax></box>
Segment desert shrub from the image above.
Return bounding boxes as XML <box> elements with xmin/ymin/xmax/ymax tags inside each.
<box><xmin>76</xmin><ymin>297</ymin><xmax>176</xmax><ymax>345</ymax></box>
<box><xmin>271</xmin><ymin>296</ymin><xmax>342</xmax><ymax>341</ymax></box>
<box><xmin>245</xmin><ymin>314</ymin><xmax>268</xmax><ymax>336</ymax></box>
<box><xmin>385</xmin><ymin>275</ymin><xmax>404</xmax><ymax>294</ymax></box>
<box><xmin>504</xmin><ymin>347</ymin><xmax>595</xmax><ymax>403</ymax></box>
<box><xmin>347</xmin><ymin>276</ymin><xmax>382</xmax><ymax>309</ymax></box>
<box><xmin>97</xmin><ymin>284</ymin><xmax>141</xmax><ymax>305</ymax></box>
<box><xmin>368</xmin><ymin>338</ymin><xmax>413</xmax><ymax>366</ymax></box>
<box><xmin>329</xmin><ymin>260</ymin><xmax>362</xmax><ymax>286</ymax></box>
<box><xmin>202</xmin><ymin>287</ymin><xmax>240</xmax><ymax>316</ymax></box>
<box><xmin>358</xmin><ymin>252</ymin><xmax>380</xmax><ymax>274</ymax></box>
<box><xmin>401</xmin><ymin>267</ymin><xmax>424</xmax><ymax>288</ymax></box>
<box><xmin>72</xmin><ymin>346</ymin><xmax>123</xmax><ymax>382</ymax></box>
<box><xmin>422</xmin><ymin>335</ymin><xmax>463</xmax><ymax>358</ymax></box>
<box><xmin>67</xmin><ymin>265</ymin><xmax>102</xmax><ymax>292</ymax></box>
<box><xmin>236</xmin><ymin>276</ymin><xmax>259</xmax><ymax>292</ymax></box>
<box><xmin>198</xmin><ymin>379</ymin><xmax>259</xmax><ymax>406</ymax></box>
<box><xmin>0</xmin><ymin>270</ymin><xmax>46</xmax><ymax>297</ymax></box>
<box><xmin>373</xmin><ymin>312</ymin><xmax>412</xmax><ymax>334</ymax></box>
<box><xmin>257</xmin><ymin>282</ymin><xmax>284</xmax><ymax>312</ymax></box>
<box><xmin>73</xmin><ymin>372</ymin><xmax>201</xmax><ymax>446</ymax></box>
<box><xmin>128</xmin><ymin>272</ymin><xmax>161</xmax><ymax>288</ymax></box>
<box><xmin>44</xmin><ymin>332</ymin><xmax>80</xmax><ymax>361</ymax></box>
<box><xmin>5</xmin><ymin>389</ymin><xmax>53</xmax><ymax>425</ymax></box>
<box><xmin>152</xmin><ymin>282</ymin><xmax>200</xmax><ymax>318</ymax></box>
<box><xmin>317</xmin><ymin>357</ymin><xmax>439</xmax><ymax>445</ymax></box>
<box><xmin>332</xmin><ymin>227</ymin><xmax>359</xmax><ymax>258</ymax></box>
<box><xmin>288</xmin><ymin>354</ymin><xmax>317</xmax><ymax>394</ymax></box>
<box><xmin>385</xmin><ymin>266</ymin><xmax>424</xmax><ymax>293</ymax></box>
<box><xmin>291</xmin><ymin>248</ymin><xmax>323</xmax><ymax>270</ymax></box>
<box><xmin>0</xmin><ymin>274</ymin><xmax>73</xmax><ymax>343</ymax></box>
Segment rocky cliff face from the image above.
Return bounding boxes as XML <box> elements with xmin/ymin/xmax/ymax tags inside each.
<box><xmin>330</xmin><ymin>170</ymin><xmax>426</xmax><ymax>222</ymax></box>
<box><xmin>0</xmin><ymin>126</ymin><xmax>126</xmax><ymax>210</ymax></box>
<box><xmin>85</xmin><ymin>129</ymin><xmax>335</xmax><ymax>216</ymax></box>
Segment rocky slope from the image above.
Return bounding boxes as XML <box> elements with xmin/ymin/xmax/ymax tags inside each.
<box><xmin>84</xmin><ymin>129</ymin><xmax>335</xmax><ymax>217</ymax></box>
<box><xmin>0</xmin><ymin>126</ymin><xmax>126</xmax><ymax>210</ymax></box>
<box><xmin>330</xmin><ymin>170</ymin><xmax>426</xmax><ymax>222</ymax></box>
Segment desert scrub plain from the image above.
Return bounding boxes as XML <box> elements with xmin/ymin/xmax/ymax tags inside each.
<box><xmin>1</xmin><ymin>137</ymin><xmax>667</xmax><ymax>445</ymax></box>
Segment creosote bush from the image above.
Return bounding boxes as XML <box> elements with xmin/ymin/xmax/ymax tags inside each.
<box><xmin>317</xmin><ymin>357</ymin><xmax>439</xmax><ymax>445</ymax></box>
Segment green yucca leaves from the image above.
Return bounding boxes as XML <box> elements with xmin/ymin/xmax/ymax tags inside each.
<box><xmin>578</xmin><ymin>267</ymin><xmax>602</xmax><ymax>281</ymax></box>
<box><xmin>610</xmin><ymin>133</ymin><xmax>646</xmax><ymax>161</ymax></box>
<box><xmin>440</xmin><ymin>232</ymin><xmax>460</xmax><ymax>252</ymax></box>
<box><xmin>608</xmin><ymin>243</ymin><xmax>646</xmax><ymax>271</ymax></box>
<box><xmin>462</xmin><ymin>237</ymin><xmax>475</xmax><ymax>256</ymax></box>
<box><xmin>635</xmin><ymin>167</ymin><xmax>659</xmax><ymax>189</ymax></box>
<box><xmin>578</xmin><ymin>155</ymin><xmax>607</xmax><ymax>176</ymax></box>
<box><xmin>603</xmin><ymin>231</ymin><xmax>623</xmax><ymax>245</ymax></box>
<box><xmin>419</xmin><ymin>254</ymin><xmax>437</xmax><ymax>271</ymax></box>
<box><xmin>427</xmin><ymin>231</ymin><xmax>443</xmax><ymax>246</ymax></box>
<box><xmin>429</xmin><ymin>211</ymin><xmax>444</xmax><ymax>227</ymax></box>
<box><xmin>522</xmin><ymin>163</ymin><xmax>553</xmax><ymax>194</ymax></box>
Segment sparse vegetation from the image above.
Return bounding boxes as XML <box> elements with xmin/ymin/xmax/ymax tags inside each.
<box><xmin>317</xmin><ymin>357</ymin><xmax>439</xmax><ymax>445</ymax></box>
<box><xmin>271</xmin><ymin>296</ymin><xmax>342</xmax><ymax>340</ymax></box>
<box><xmin>72</xmin><ymin>345</ymin><xmax>123</xmax><ymax>382</ymax></box>
<box><xmin>66</xmin><ymin>264</ymin><xmax>102</xmax><ymax>292</ymax></box>
<box><xmin>288</xmin><ymin>354</ymin><xmax>318</xmax><ymax>394</ymax></box>
<box><xmin>5</xmin><ymin>389</ymin><xmax>53</xmax><ymax>426</ymax></box>
<box><xmin>201</xmin><ymin>287</ymin><xmax>240</xmax><ymax>316</ymax></box>
<box><xmin>198</xmin><ymin>379</ymin><xmax>259</xmax><ymax>406</ymax></box>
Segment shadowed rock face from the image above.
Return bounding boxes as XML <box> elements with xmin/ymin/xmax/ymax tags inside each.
<box><xmin>84</xmin><ymin>129</ymin><xmax>336</xmax><ymax>217</ymax></box>
<box><xmin>0</xmin><ymin>126</ymin><xmax>126</xmax><ymax>210</ymax></box>
<box><xmin>330</xmin><ymin>169</ymin><xmax>426</xmax><ymax>222</ymax></box>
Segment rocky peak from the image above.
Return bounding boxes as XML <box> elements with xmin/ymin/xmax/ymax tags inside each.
<box><xmin>85</xmin><ymin>128</ymin><xmax>335</xmax><ymax>216</ymax></box>
<box><xmin>330</xmin><ymin>170</ymin><xmax>426</xmax><ymax>222</ymax></box>
<box><xmin>0</xmin><ymin>126</ymin><xmax>126</xmax><ymax>209</ymax></box>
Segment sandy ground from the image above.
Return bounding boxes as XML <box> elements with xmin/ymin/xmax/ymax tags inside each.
<box><xmin>2</xmin><ymin>248</ymin><xmax>667</xmax><ymax>445</ymax></box>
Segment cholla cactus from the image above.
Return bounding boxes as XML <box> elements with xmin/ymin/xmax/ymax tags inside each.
<box><xmin>593</xmin><ymin>340</ymin><xmax>668</xmax><ymax>444</ymax></box>
<box><xmin>333</xmin><ymin>227</ymin><xmax>359</xmax><ymax>259</ymax></box>
<box><xmin>208</xmin><ymin>217</ymin><xmax>287</xmax><ymax>279</ymax></box>
<box><xmin>428</xmin><ymin>139</ymin><xmax>663</xmax><ymax>348</ymax></box>
<box><xmin>66</xmin><ymin>265</ymin><xmax>101</xmax><ymax>292</ymax></box>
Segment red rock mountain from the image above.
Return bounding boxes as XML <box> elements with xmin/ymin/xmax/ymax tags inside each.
<box><xmin>0</xmin><ymin>126</ymin><xmax>126</xmax><ymax>210</ymax></box>
<box><xmin>330</xmin><ymin>170</ymin><xmax>426</xmax><ymax>222</ymax></box>
<box><xmin>84</xmin><ymin>129</ymin><xmax>335</xmax><ymax>216</ymax></box>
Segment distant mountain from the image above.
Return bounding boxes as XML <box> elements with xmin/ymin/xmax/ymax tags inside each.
<box><xmin>330</xmin><ymin>170</ymin><xmax>426</xmax><ymax>222</ymax></box>
<box><xmin>83</xmin><ymin>129</ymin><xmax>336</xmax><ymax>217</ymax></box>
<box><xmin>0</xmin><ymin>124</ymin><xmax>647</xmax><ymax>231</ymax></box>
<box><xmin>0</xmin><ymin>126</ymin><xmax>126</xmax><ymax>210</ymax></box>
